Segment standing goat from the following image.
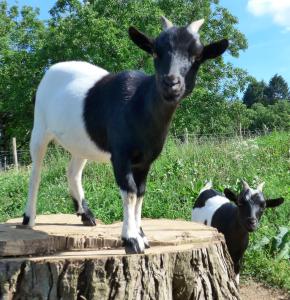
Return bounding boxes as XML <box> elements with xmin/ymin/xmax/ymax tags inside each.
<box><xmin>191</xmin><ymin>180</ymin><xmax>284</xmax><ymax>282</ymax></box>
<box><xmin>23</xmin><ymin>17</ymin><xmax>229</xmax><ymax>254</ymax></box>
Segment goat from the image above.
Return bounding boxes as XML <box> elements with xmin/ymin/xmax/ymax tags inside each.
<box><xmin>191</xmin><ymin>180</ymin><xmax>284</xmax><ymax>283</ymax></box>
<box><xmin>22</xmin><ymin>16</ymin><xmax>229</xmax><ymax>254</ymax></box>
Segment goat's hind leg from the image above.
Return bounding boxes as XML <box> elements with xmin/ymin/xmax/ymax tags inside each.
<box><xmin>23</xmin><ymin>129</ymin><xmax>51</xmax><ymax>227</ymax></box>
<box><xmin>67</xmin><ymin>156</ymin><xmax>96</xmax><ymax>226</ymax></box>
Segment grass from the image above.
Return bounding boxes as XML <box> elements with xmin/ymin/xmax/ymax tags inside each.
<box><xmin>0</xmin><ymin>131</ymin><xmax>289</xmax><ymax>290</ymax></box>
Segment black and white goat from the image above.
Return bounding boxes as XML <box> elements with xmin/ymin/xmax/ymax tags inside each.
<box><xmin>23</xmin><ymin>16</ymin><xmax>229</xmax><ymax>254</ymax></box>
<box><xmin>191</xmin><ymin>180</ymin><xmax>284</xmax><ymax>283</ymax></box>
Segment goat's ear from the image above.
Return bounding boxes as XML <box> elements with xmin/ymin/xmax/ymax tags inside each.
<box><xmin>201</xmin><ymin>39</ymin><xmax>229</xmax><ymax>61</ymax></box>
<box><xmin>224</xmin><ymin>188</ymin><xmax>238</xmax><ymax>203</ymax></box>
<box><xmin>266</xmin><ymin>197</ymin><xmax>284</xmax><ymax>208</ymax></box>
<box><xmin>129</xmin><ymin>26</ymin><xmax>154</xmax><ymax>55</ymax></box>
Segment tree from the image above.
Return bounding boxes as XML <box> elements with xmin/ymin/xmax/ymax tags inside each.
<box><xmin>228</xmin><ymin>101</ymin><xmax>251</xmax><ymax>134</ymax></box>
<box><xmin>172</xmin><ymin>89</ymin><xmax>235</xmax><ymax>135</ymax></box>
<box><xmin>265</xmin><ymin>74</ymin><xmax>290</xmax><ymax>104</ymax></box>
<box><xmin>249</xmin><ymin>102</ymin><xmax>290</xmax><ymax>131</ymax></box>
<box><xmin>242</xmin><ymin>80</ymin><xmax>268</xmax><ymax>107</ymax></box>
<box><xmin>0</xmin><ymin>1</ymin><xmax>45</xmax><ymax>150</ymax></box>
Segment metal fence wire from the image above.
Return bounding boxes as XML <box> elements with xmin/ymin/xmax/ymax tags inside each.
<box><xmin>0</xmin><ymin>150</ymin><xmax>30</xmax><ymax>171</ymax></box>
<box><xmin>0</xmin><ymin>129</ymin><xmax>284</xmax><ymax>171</ymax></box>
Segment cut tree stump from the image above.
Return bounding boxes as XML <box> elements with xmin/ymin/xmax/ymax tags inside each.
<box><xmin>0</xmin><ymin>214</ymin><xmax>240</xmax><ymax>300</ymax></box>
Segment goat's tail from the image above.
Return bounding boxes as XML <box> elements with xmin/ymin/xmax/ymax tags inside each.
<box><xmin>199</xmin><ymin>180</ymin><xmax>213</xmax><ymax>194</ymax></box>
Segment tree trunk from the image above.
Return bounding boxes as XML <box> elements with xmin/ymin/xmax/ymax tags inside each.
<box><xmin>0</xmin><ymin>215</ymin><xmax>240</xmax><ymax>300</ymax></box>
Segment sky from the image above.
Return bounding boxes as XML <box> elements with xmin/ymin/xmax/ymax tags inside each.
<box><xmin>6</xmin><ymin>0</ymin><xmax>290</xmax><ymax>85</ymax></box>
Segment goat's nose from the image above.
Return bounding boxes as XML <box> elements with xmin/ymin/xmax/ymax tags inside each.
<box><xmin>247</xmin><ymin>218</ymin><xmax>257</xmax><ymax>225</ymax></box>
<box><xmin>163</xmin><ymin>75</ymin><xmax>181</xmax><ymax>87</ymax></box>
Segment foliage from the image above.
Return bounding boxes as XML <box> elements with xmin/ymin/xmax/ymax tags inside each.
<box><xmin>0</xmin><ymin>0</ymin><xmax>249</xmax><ymax>149</ymax></box>
<box><xmin>266</xmin><ymin>74</ymin><xmax>290</xmax><ymax>104</ymax></box>
<box><xmin>0</xmin><ymin>1</ymin><xmax>46</xmax><ymax>149</ymax></box>
<box><xmin>0</xmin><ymin>132</ymin><xmax>289</xmax><ymax>289</ymax></box>
<box><xmin>172</xmin><ymin>90</ymin><xmax>290</xmax><ymax>136</ymax></box>
<box><xmin>243</xmin><ymin>80</ymin><xmax>268</xmax><ymax>107</ymax></box>
<box><xmin>243</xmin><ymin>74</ymin><xmax>290</xmax><ymax>107</ymax></box>
<box><xmin>249</xmin><ymin>101</ymin><xmax>290</xmax><ymax>131</ymax></box>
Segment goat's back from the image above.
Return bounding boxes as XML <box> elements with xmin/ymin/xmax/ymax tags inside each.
<box><xmin>32</xmin><ymin>61</ymin><xmax>110</xmax><ymax>160</ymax></box>
<box><xmin>191</xmin><ymin>189</ymin><xmax>229</xmax><ymax>225</ymax></box>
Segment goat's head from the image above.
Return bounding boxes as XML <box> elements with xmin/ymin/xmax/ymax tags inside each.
<box><xmin>224</xmin><ymin>180</ymin><xmax>284</xmax><ymax>232</ymax></box>
<box><xmin>128</xmin><ymin>16</ymin><xmax>229</xmax><ymax>103</ymax></box>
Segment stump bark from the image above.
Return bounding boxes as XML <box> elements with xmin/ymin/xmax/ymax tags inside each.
<box><xmin>0</xmin><ymin>214</ymin><xmax>240</xmax><ymax>300</ymax></box>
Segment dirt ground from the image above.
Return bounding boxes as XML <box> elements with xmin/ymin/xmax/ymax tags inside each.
<box><xmin>240</xmin><ymin>281</ymin><xmax>290</xmax><ymax>300</ymax></box>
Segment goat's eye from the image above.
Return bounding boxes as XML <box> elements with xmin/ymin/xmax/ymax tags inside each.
<box><xmin>195</xmin><ymin>54</ymin><xmax>202</xmax><ymax>62</ymax></box>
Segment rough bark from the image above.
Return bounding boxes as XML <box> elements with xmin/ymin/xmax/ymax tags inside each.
<box><xmin>0</xmin><ymin>215</ymin><xmax>240</xmax><ymax>300</ymax></box>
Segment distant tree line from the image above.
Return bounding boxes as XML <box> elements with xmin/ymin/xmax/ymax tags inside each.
<box><xmin>243</xmin><ymin>75</ymin><xmax>290</xmax><ymax>107</ymax></box>
<box><xmin>0</xmin><ymin>0</ymin><xmax>289</xmax><ymax>150</ymax></box>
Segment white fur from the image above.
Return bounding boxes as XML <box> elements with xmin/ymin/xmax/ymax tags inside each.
<box><xmin>191</xmin><ymin>195</ymin><xmax>229</xmax><ymax>226</ymax></box>
<box><xmin>135</xmin><ymin>196</ymin><xmax>143</xmax><ymax>229</ymax></box>
<box><xmin>25</xmin><ymin>61</ymin><xmax>110</xmax><ymax>226</ymax></box>
<box><xmin>36</xmin><ymin>61</ymin><xmax>110</xmax><ymax>160</ymax></box>
<box><xmin>67</xmin><ymin>156</ymin><xmax>87</xmax><ymax>214</ymax></box>
<box><xmin>121</xmin><ymin>190</ymin><xmax>145</xmax><ymax>252</ymax></box>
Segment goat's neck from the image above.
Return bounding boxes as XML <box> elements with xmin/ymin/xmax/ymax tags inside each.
<box><xmin>146</xmin><ymin>75</ymin><xmax>178</xmax><ymax>131</ymax></box>
<box><xmin>236</xmin><ymin>210</ymin><xmax>249</xmax><ymax>238</ymax></box>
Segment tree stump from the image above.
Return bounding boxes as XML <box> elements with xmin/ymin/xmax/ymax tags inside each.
<box><xmin>0</xmin><ymin>215</ymin><xmax>240</xmax><ymax>300</ymax></box>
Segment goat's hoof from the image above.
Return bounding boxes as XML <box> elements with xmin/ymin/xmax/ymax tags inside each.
<box><xmin>139</xmin><ymin>227</ymin><xmax>150</xmax><ymax>249</ymax></box>
<box><xmin>20</xmin><ymin>214</ymin><xmax>35</xmax><ymax>228</ymax></box>
<box><xmin>22</xmin><ymin>214</ymin><xmax>30</xmax><ymax>225</ymax></box>
<box><xmin>75</xmin><ymin>199</ymin><xmax>96</xmax><ymax>226</ymax></box>
<box><xmin>81</xmin><ymin>210</ymin><xmax>96</xmax><ymax>226</ymax></box>
<box><xmin>122</xmin><ymin>237</ymin><xmax>145</xmax><ymax>254</ymax></box>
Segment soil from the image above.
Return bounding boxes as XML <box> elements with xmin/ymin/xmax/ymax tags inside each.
<box><xmin>240</xmin><ymin>281</ymin><xmax>289</xmax><ymax>300</ymax></box>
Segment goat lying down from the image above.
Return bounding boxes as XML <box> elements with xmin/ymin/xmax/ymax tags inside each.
<box><xmin>191</xmin><ymin>180</ymin><xmax>284</xmax><ymax>283</ymax></box>
<box><xmin>22</xmin><ymin>16</ymin><xmax>229</xmax><ymax>254</ymax></box>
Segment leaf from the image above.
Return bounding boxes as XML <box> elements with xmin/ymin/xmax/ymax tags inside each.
<box><xmin>276</xmin><ymin>242</ymin><xmax>290</xmax><ymax>261</ymax></box>
<box><xmin>252</xmin><ymin>236</ymin><xmax>270</xmax><ymax>251</ymax></box>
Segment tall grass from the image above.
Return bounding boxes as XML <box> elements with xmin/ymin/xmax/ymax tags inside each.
<box><xmin>0</xmin><ymin>132</ymin><xmax>289</xmax><ymax>290</ymax></box>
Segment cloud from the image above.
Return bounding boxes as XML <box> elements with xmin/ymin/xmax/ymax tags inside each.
<box><xmin>247</xmin><ymin>0</ymin><xmax>290</xmax><ymax>30</ymax></box>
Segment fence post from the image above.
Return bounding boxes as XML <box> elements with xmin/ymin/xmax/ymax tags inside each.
<box><xmin>12</xmin><ymin>137</ymin><xmax>18</xmax><ymax>171</ymax></box>
<box><xmin>184</xmin><ymin>128</ymin><xmax>189</xmax><ymax>145</ymax></box>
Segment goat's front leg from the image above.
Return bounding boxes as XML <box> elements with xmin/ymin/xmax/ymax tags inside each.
<box><xmin>112</xmin><ymin>156</ymin><xmax>145</xmax><ymax>254</ymax></box>
<box><xmin>133</xmin><ymin>166</ymin><xmax>150</xmax><ymax>249</ymax></box>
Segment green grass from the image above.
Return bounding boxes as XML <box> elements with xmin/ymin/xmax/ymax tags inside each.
<box><xmin>0</xmin><ymin>131</ymin><xmax>289</xmax><ymax>290</ymax></box>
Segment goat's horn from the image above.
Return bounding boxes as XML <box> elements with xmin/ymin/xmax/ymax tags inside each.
<box><xmin>187</xmin><ymin>19</ymin><xmax>204</xmax><ymax>34</ymax></box>
<box><xmin>257</xmin><ymin>182</ymin><xmax>265</xmax><ymax>192</ymax></box>
<box><xmin>241</xmin><ymin>179</ymin><xmax>250</xmax><ymax>190</ymax></box>
<box><xmin>161</xmin><ymin>16</ymin><xmax>173</xmax><ymax>30</ymax></box>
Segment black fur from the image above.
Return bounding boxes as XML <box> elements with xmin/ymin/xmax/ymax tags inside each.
<box><xmin>211</xmin><ymin>203</ymin><xmax>248</xmax><ymax>274</ymax></box>
<box><xmin>139</xmin><ymin>226</ymin><xmax>150</xmax><ymax>249</ymax></box>
<box><xmin>72</xmin><ymin>198</ymin><xmax>96</xmax><ymax>226</ymax></box>
<box><xmin>201</xmin><ymin>188</ymin><xmax>284</xmax><ymax>275</ymax></box>
<box><xmin>83</xmin><ymin>23</ymin><xmax>228</xmax><ymax>254</ymax></box>
<box><xmin>122</xmin><ymin>238</ymin><xmax>144</xmax><ymax>254</ymax></box>
<box><xmin>22</xmin><ymin>214</ymin><xmax>30</xmax><ymax>225</ymax></box>
<box><xmin>194</xmin><ymin>189</ymin><xmax>222</xmax><ymax>208</ymax></box>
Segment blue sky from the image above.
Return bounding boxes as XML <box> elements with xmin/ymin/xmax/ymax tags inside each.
<box><xmin>7</xmin><ymin>0</ymin><xmax>290</xmax><ymax>85</ymax></box>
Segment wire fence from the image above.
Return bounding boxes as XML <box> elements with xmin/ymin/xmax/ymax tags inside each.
<box><xmin>0</xmin><ymin>150</ymin><xmax>30</xmax><ymax>171</ymax></box>
<box><xmin>171</xmin><ymin>129</ymin><xmax>274</xmax><ymax>145</ymax></box>
<box><xmin>0</xmin><ymin>129</ymin><xmax>285</xmax><ymax>172</ymax></box>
